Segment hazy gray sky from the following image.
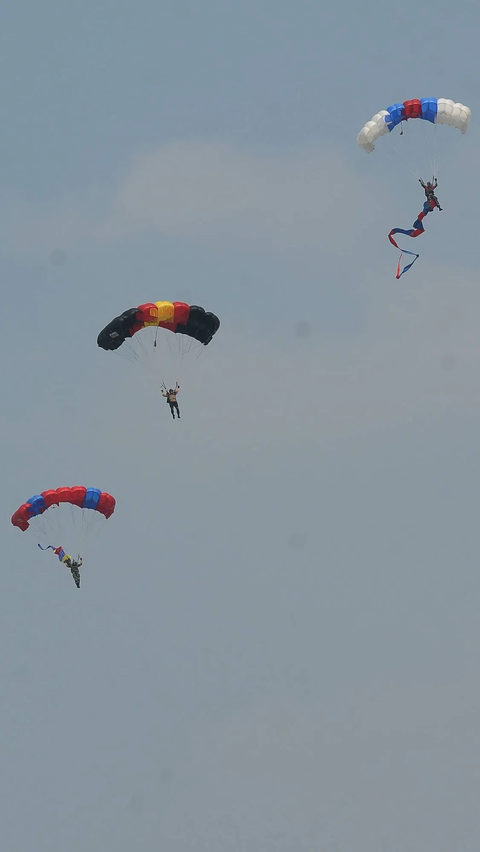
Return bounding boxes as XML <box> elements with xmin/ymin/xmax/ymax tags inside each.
<box><xmin>1</xmin><ymin>1</ymin><xmax>480</xmax><ymax>850</ymax></box>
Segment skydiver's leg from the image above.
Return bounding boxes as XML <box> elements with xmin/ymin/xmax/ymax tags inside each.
<box><xmin>175</xmin><ymin>402</ymin><xmax>180</xmax><ymax>418</ymax></box>
<box><xmin>170</xmin><ymin>404</ymin><xmax>175</xmax><ymax>419</ymax></box>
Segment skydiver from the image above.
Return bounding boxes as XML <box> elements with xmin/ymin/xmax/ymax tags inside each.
<box><xmin>49</xmin><ymin>546</ymin><xmax>82</xmax><ymax>588</ymax></box>
<box><xmin>161</xmin><ymin>382</ymin><xmax>180</xmax><ymax>419</ymax></box>
<box><xmin>419</xmin><ymin>177</ymin><xmax>443</xmax><ymax>211</ymax></box>
<box><xmin>63</xmin><ymin>555</ymin><xmax>82</xmax><ymax>589</ymax></box>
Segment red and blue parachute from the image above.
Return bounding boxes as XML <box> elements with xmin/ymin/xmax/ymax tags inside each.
<box><xmin>11</xmin><ymin>487</ymin><xmax>115</xmax><ymax>582</ymax></box>
<box><xmin>11</xmin><ymin>486</ymin><xmax>115</xmax><ymax>531</ymax></box>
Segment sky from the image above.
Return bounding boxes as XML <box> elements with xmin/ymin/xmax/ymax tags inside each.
<box><xmin>1</xmin><ymin>1</ymin><xmax>480</xmax><ymax>850</ymax></box>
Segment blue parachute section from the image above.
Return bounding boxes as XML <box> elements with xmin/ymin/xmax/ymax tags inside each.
<box><xmin>385</xmin><ymin>98</ymin><xmax>438</xmax><ymax>130</ymax></box>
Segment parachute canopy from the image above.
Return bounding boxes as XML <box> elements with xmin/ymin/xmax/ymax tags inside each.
<box><xmin>97</xmin><ymin>301</ymin><xmax>220</xmax><ymax>352</ymax></box>
<box><xmin>12</xmin><ymin>486</ymin><xmax>116</xmax><ymax>532</ymax></box>
<box><xmin>357</xmin><ymin>98</ymin><xmax>471</xmax><ymax>153</ymax></box>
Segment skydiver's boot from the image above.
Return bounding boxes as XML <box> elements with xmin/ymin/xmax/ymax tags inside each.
<box><xmin>71</xmin><ymin>566</ymin><xmax>81</xmax><ymax>588</ymax></box>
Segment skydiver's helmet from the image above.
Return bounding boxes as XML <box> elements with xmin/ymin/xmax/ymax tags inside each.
<box><xmin>426</xmin><ymin>182</ymin><xmax>433</xmax><ymax>189</ymax></box>
<box><xmin>169</xmin><ymin>389</ymin><xmax>174</xmax><ymax>394</ymax></box>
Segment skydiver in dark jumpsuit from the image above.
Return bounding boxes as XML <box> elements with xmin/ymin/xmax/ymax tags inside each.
<box><xmin>63</xmin><ymin>556</ymin><xmax>82</xmax><ymax>589</ymax></box>
<box><xmin>419</xmin><ymin>177</ymin><xmax>443</xmax><ymax>211</ymax></box>
<box><xmin>50</xmin><ymin>546</ymin><xmax>82</xmax><ymax>588</ymax></box>
<box><xmin>161</xmin><ymin>383</ymin><xmax>180</xmax><ymax>419</ymax></box>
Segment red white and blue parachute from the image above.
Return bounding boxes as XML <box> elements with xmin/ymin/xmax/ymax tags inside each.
<box><xmin>358</xmin><ymin>97</ymin><xmax>471</xmax><ymax>277</ymax></box>
<box><xmin>357</xmin><ymin>98</ymin><xmax>471</xmax><ymax>153</ymax></box>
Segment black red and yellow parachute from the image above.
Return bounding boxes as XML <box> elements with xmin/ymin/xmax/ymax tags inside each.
<box><xmin>97</xmin><ymin>301</ymin><xmax>220</xmax><ymax>351</ymax></box>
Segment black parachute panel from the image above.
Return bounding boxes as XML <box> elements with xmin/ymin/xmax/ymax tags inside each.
<box><xmin>97</xmin><ymin>309</ymin><xmax>139</xmax><ymax>351</ymax></box>
<box><xmin>176</xmin><ymin>306</ymin><xmax>221</xmax><ymax>346</ymax></box>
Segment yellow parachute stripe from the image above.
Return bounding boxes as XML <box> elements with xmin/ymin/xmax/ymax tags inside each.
<box><xmin>142</xmin><ymin>301</ymin><xmax>175</xmax><ymax>327</ymax></box>
<box><xmin>155</xmin><ymin>301</ymin><xmax>175</xmax><ymax>323</ymax></box>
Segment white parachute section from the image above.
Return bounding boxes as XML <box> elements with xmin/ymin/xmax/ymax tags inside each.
<box><xmin>357</xmin><ymin>110</ymin><xmax>390</xmax><ymax>153</ymax></box>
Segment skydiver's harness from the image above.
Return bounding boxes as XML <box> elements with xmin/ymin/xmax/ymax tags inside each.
<box><xmin>161</xmin><ymin>382</ymin><xmax>179</xmax><ymax>404</ymax></box>
<box><xmin>419</xmin><ymin>179</ymin><xmax>438</xmax><ymax>200</ymax></box>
